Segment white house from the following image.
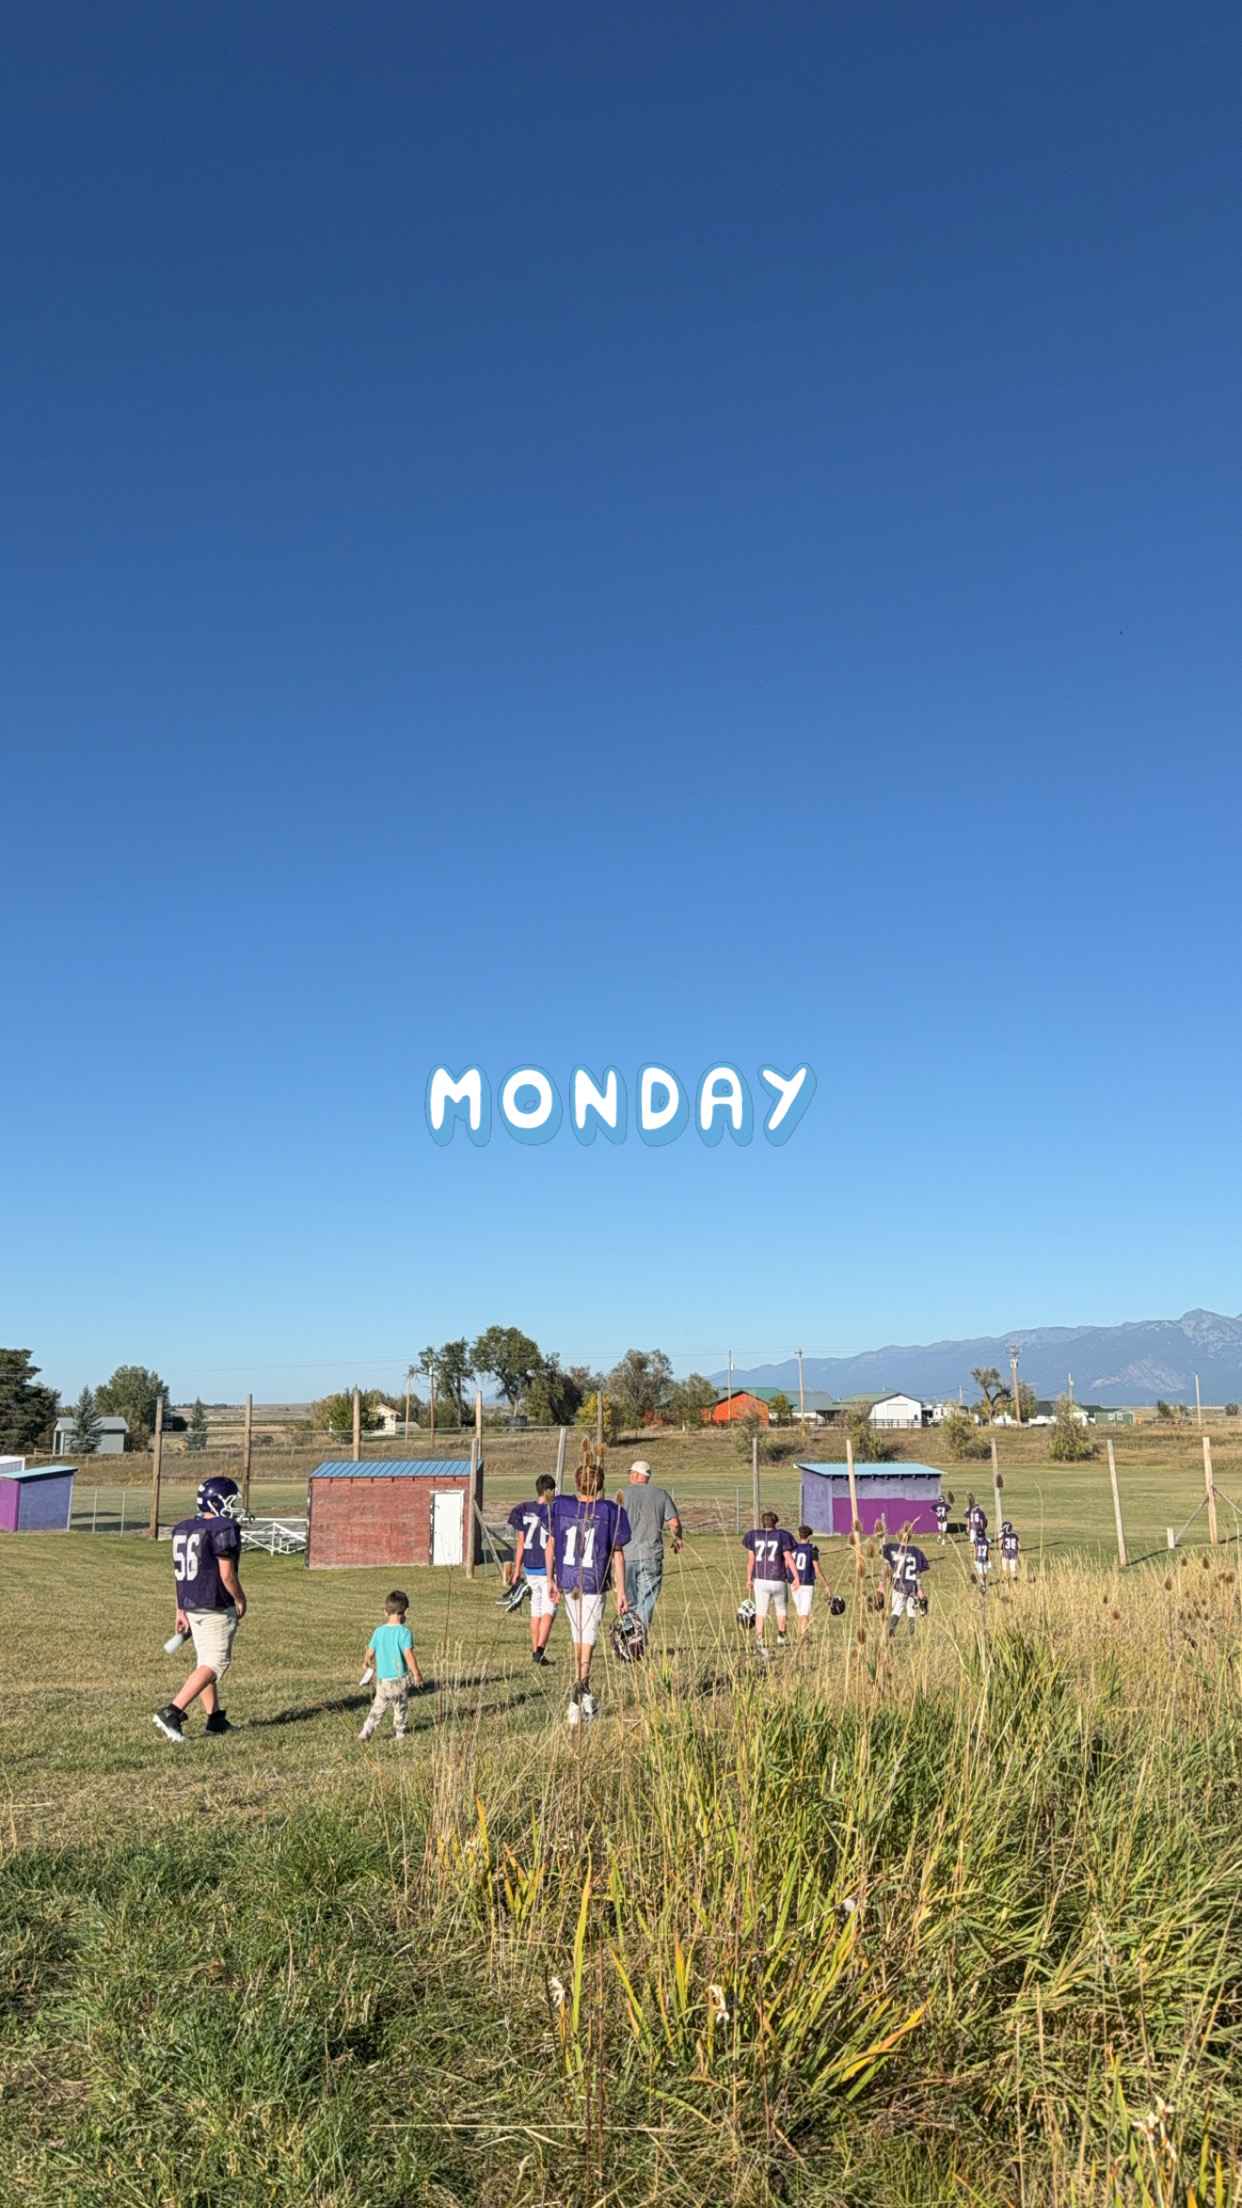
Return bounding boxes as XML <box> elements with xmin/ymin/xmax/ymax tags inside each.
<box><xmin>52</xmin><ymin>1416</ymin><xmax>129</xmax><ymax>1456</ymax></box>
<box><xmin>374</xmin><ymin>1402</ymin><xmax>402</xmax><ymax>1436</ymax></box>
<box><xmin>869</xmin><ymin>1393</ymin><xmax>927</xmax><ymax>1430</ymax></box>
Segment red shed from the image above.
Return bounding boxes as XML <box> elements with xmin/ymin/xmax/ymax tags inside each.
<box><xmin>704</xmin><ymin>1390</ymin><xmax>771</xmax><ymax>1427</ymax></box>
<box><xmin>307</xmin><ymin>1458</ymin><xmax>481</xmax><ymax>1570</ymax></box>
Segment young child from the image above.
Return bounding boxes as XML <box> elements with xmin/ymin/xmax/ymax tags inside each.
<box><xmin>742</xmin><ymin>1511</ymin><xmax>796</xmax><ymax>1655</ymax></box>
<box><xmin>507</xmin><ymin>1475</ymin><xmax>558</xmax><ymax>1663</ymax></box>
<box><xmin>935</xmin><ymin>1498</ymin><xmax>949</xmax><ymax>1543</ymax></box>
<box><xmin>881</xmin><ymin>1530</ymin><xmax>929</xmax><ymax>1638</ymax></box>
<box><xmin>788</xmin><ymin>1524</ymin><xmax>832</xmax><ymax>1637</ymax></box>
<box><xmin>1000</xmin><ymin>1520</ymin><xmax>1020</xmax><ymax>1578</ymax></box>
<box><xmin>546</xmin><ymin>1451</ymin><xmax>630</xmax><ymax>1724</ymax></box>
<box><xmin>972</xmin><ymin>1529</ymin><xmax>992</xmax><ymax>1587</ymax></box>
<box><xmin>359</xmin><ymin>1590</ymin><xmax>424</xmax><ymax>1741</ymax></box>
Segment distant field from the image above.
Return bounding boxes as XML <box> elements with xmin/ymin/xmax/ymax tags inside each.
<box><xmin>6</xmin><ymin>1457</ymin><xmax>1242</xmax><ymax>2204</ymax></box>
<box><xmin>66</xmin><ymin>1419</ymin><xmax>1242</xmax><ymax>1567</ymax></box>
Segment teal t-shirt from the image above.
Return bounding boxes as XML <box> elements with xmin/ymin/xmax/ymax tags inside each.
<box><xmin>369</xmin><ymin>1621</ymin><xmax>413</xmax><ymax>1680</ymax></box>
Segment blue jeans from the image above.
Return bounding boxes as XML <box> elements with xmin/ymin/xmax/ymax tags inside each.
<box><xmin>625</xmin><ymin>1554</ymin><xmax>663</xmax><ymax>1630</ymax></box>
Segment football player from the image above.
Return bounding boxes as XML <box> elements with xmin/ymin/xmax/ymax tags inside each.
<box><xmin>882</xmin><ymin>1529</ymin><xmax>929</xmax><ymax>1638</ymax></box>
<box><xmin>1000</xmin><ymin>1520</ymin><xmax>1020</xmax><ymax>1578</ymax></box>
<box><xmin>972</xmin><ymin>1528</ymin><xmax>992</xmax><ymax>1586</ymax></box>
<box><xmin>507</xmin><ymin>1475</ymin><xmax>558</xmax><ymax>1664</ymax></box>
<box><xmin>966</xmin><ymin>1496</ymin><xmax>987</xmax><ymax>1541</ymax></box>
<box><xmin>742</xmin><ymin>1511</ymin><xmax>796</xmax><ymax>1655</ymax></box>
<box><xmin>934</xmin><ymin>1498</ymin><xmax>950</xmax><ymax>1543</ymax></box>
<box><xmin>153</xmin><ymin>1475</ymin><xmax>247</xmax><ymax>1742</ymax></box>
<box><xmin>546</xmin><ymin>1455</ymin><xmax>631</xmax><ymax>1724</ymax></box>
<box><xmin>788</xmin><ymin>1524</ymin><xmax>833</xmax><ymax>1637</ymax></box>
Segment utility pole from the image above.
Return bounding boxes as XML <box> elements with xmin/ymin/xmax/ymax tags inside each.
<box><xmin>147</xmin><ymin>1394</ymin><xmax>164</xmax><ymax>1540</ymax></box>
<box><xmin>429</xmin><ymin>1371</ymin><xmax>436</xmax><ymax>1448</ymax></box>
<box><xmin>597</xmin><ymin>1386</ymin><xmax>604</xmax><ymax>1448</ymax></box>
<box><xmin>555</xmin><ymin>1425</ymin><xmax>567</xmax><ymax>1494</ymax></box>
<box><xmin>1068</xmin><ymin>1372</ymin><xmax>1074</xmax><ymax>1404</ymax></box>
<box><xmin>404</xmin><ymin>1364</ymin><xmax>415</xmax><ymax>1439</ymax></box>
<box><xmin>797</xmin><ymin>1348</ymin><xmax>806</xmax><ymax>1426</ymax></box>
<box><xmin>241</xmin><ymin>1392</ymin><xmax>253</xmax><ymax>1513</ymax></box>
<box><xmin>352</xmin><ymin>1386</ymin><xmax>361</xmax><ymax>1462</ymax></box>
<box><xmin>1195</xmin><ymin>1373</ymin><xmax>1203</xmax><ymax>1427</ymax></box>
<box><xmin>727</xmin><ymin>1350</ymin><xmax>733</xmax><ymax>1426</ymax></box>
<box><xmin>990</xmin><ymin>1434</ymin><xmax>1003</xmax><ymax>1534</ymax></box>
<box><xmin>1008</xmin><ymin>1344</ymin><xmax>1021</xmax><ymax>1427</ymax></box>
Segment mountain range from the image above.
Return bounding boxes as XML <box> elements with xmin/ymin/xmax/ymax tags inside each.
<box><xmin>717</xmin><ymin>1310</ymin><xmax>1242</xmax><ymax>1408</ymax></box>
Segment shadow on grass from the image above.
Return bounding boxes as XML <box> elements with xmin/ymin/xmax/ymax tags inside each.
<box><xmin>246</xmin><ymin>1681</ymin><xmax>549</xmax><ymax>1730</ymax></box>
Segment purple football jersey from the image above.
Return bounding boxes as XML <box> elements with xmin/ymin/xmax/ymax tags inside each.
<box><xmin>508</xmin><ymin>1499</ymin><xmax>551</xmax><ymax>1571</ymax></box>
<box><xmin>882</xmin><ymin>1541</ymin><xmax>928</xmax><ymax>1591</ymax></box>
<box><xmin>171</xmin><ymin>1514</ymin><xmax>240</xmax><ymax>1611</ymax></box>
<box><xmin>791</xmin><ymin>1541</ymin><xmax>818</xmax><ymax>1587</ymax></box>
<box><xmin>548</xmin><ymin>1496</ymin><xmax>631</xmax><ymax>1594</ymax></box>
<box><xmin>743</xmin><ymin>1527</ymin><xmax>795</xmax><ymax>1581</ymax></box>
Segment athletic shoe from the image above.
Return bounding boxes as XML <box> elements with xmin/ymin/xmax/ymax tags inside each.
<box><xmin>204</xmin><ymin>1710</ymin><xmax>237</xmax><ymax>1735</ymax></box>
<box><xmin>532</xmin><ymin>1649</ymin><xmax>553</xmax><ymax>1666</ymax></box>
<box><xmin>757</xmin><ymin>1644</ymin><xmax>771</xmax><ymax>1664</ymax></box>
<box><xmin>566</xmin><ymin>1700</ymin><xmax>580</xmax><ymax>1728</ymax></box>
<box><xmin>358</xmin><ymin>1726</ymin><xmax>375</xmax><ymax>1742</ymax></box>
<box><xmin>581</xmin><ymin>1692</ymin><xmax>596</xmax><ymax>1720</ymax></box>
<box><xmin>152</xmin><ymin>1704</ymin><xmax>186</xmax><ymax>1742</ymax></box>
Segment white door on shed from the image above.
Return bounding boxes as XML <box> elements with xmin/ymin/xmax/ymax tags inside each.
<box><xmin>431</xmin><ymin>1488</ymin><xmax>464</xmax><ymax>1566</ymax></box>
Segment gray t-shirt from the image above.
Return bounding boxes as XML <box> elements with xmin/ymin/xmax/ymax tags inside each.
<box><xmin>621</xmin><ymin>1483</ymin><xmax>678</xmax><ymax>1560</ymax></box>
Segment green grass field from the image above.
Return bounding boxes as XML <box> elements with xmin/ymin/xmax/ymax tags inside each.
<box><xmin>5</xmin><ymin>1446</ymin><xmax>1242</xmax><ymax>2206</ymax></box>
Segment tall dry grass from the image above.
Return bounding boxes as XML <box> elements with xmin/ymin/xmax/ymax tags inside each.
<box><xmin>5</xmin><ymin>1559</ymin><xmax>1242</xmax><ymax>2205</ymax></box>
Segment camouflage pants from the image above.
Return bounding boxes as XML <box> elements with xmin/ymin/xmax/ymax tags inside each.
<box><xmin>361</xmin><ymin>1677</ymin><xmax>408</xmax><ymax>1739</ymax></box>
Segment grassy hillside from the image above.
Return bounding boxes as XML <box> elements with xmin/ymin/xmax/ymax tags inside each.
<box><xmin>3</xmin><ymin>1501</ymin><xmax>1242</xmax><ymax>2204</ymax></box>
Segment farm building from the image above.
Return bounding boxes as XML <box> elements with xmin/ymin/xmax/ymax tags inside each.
<box><xmin>868</xmin><ymin>1393</ymin><xmax>927</xmax><ymax>1429</ymax></box>
<box><xmin>306</xmin><ymin>1459</ymin><xmax>481</xmax><ymax>1570</ymax></box>
<box><xmin>0</xmin><ymin>1459</ymin><xmax>75</xmax><ymax>1532</ymax></box>
<box><xmin>51</xmin><ymin>1415</ymin><xmax>128</xmax><ymax>1456</ymax></box>
<box><xmin>797</xmin><ymin>1460</ymin><xmax>942</xmax><ymax>1539</ymax></box>
<box><xmin>705</xmin><ymin>1388</ymin><xmax>780</xmax><ymax>1426</ymax></box>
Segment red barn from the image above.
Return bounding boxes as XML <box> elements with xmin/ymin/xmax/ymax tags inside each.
<box><xmin>704</xmin><ymin>1390</ymin><xmax>771</xmax><ymax>1426</ymax></box>
<box><xmin>307</xmin><ymin>1459</ymin><xmax>480</xmax><ymax>1570</ymax></box>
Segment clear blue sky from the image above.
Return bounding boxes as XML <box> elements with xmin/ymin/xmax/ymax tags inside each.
<box><xmin>6</xmin><ymin>3</ymin><xmax>1242</xmax><ymax>1402</ymax></box>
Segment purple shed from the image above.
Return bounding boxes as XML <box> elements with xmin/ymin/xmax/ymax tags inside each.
<box><xmin>798</xmin><ymin>1461</ymin><xmax>941</xmax><ymax>1540</ymax></box>
<box><xmin>0</xmin><ymin>1462</ymin><xmax>76</xmax><ymax>1532</ymax></box>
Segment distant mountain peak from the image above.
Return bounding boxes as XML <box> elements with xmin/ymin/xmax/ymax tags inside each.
<box><xmin>718</xmin><ymin>1307</ymin><xmax>1242</xmax><ymax>1406</ymax></box>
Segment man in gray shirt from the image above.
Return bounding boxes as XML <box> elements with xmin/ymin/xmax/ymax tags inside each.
<box><xmin>620</xmin><ymin>1460</ymin><xmax>682</xmax><ymax>1632</ymax></box>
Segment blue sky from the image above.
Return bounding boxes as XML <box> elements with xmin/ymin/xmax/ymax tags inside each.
<box><xmin>5</xmin><ymin>3</ymin><xmax>1242</xmax><ymax>1401</ymax></box>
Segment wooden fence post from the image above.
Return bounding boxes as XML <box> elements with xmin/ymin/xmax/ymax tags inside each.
<box><xmin>467</xmin><ymin>1431</ymin><xmax>479</xmax><ymax>1578</ymax></box>
<box><xmin>429</xmin><ymin>1373</ymin><xmax>436</xmax><ymax>1448</ymax></box>
<box><xmin>991</xmin><ymin>1435</ymin><xmax>1003</xmax><ymax>1536</ymax></box>
<box><xmin>352</xmin><ymin>1387</ymin><xmax>361</xmax><ymax>1463</ymax></box>
<box><xmin>1205</xmin><ymin>1433</ymin><xmax>1219</xmax><ymax>1546</ymax></box>
<box><xmin>242</xmin><ymin>1392</ymin><xmax>253</xmax><ymax>1512</ymax></box>
<box><xmin>846</xmin><ymin>1433</ymin><xmax>861</xmax><ymax>1567</ymax></box>
<box><xmin>752</xmin><ymin>1434</ymin><xmax>761</xmax><ymax>1528</ymax></box>
<box><xmin>597</xmin><ymin>1388</ymin><xmax>604</xmax><ymax>1448</ymax></box>
<box><xmin>1107</xmin><ymin>1437</ymin><xmax>1128</xmax><ymax>1567</ymax></box>
<box><xmin>555</xmin><ymin>1425</ymin><xmax>567</xmax><ymax>1494</ymax></box>
<box><xmin>148</xmin><ymin>1395</ymin><xmax>164</xmax><ymax>1539</ymax></box>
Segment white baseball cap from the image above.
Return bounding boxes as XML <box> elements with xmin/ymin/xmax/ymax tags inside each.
<box><xmin>629</xmin><ymin>1459</ymin><xmax>652</xmax><ymax>1478</ymax></box>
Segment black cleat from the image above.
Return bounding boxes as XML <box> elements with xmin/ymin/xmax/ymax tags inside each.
<box><xmin>532</xmin><ymin>1649</ymin><xmax>553</xmax><ymax>1666</ymax></box>
<box><xmin>152</xmin><ymin>1703</ymin><xmax>186</xmax><ymax>1743</ymax></box>
<box><xmin>204</xmin><ymin>1709</ymin><xmax>237</xmax><ymax>1735</ymax></box>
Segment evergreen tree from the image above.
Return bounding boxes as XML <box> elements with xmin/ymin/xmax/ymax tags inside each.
<box><xmin>186</xmin><ymin>1398</ymin><xmax>209</xmax><ymax>1453</ymax></box>
<box><xmin>68</xmin><ymin>1386</ymin><xmax>102</xmax><ymax>1455</ymax></box>
<box><xmin>0</xmin><ymin>1350</ymin><xmax>60</xmax><ymax>1454</ymax></box>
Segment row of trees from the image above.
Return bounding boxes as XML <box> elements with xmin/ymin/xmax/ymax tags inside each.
<box><xmin>0</xmin><ymin>1353</ymin><xmax>206</xmax><ymax>1458</ymax></box>
<box><xmin>318</xmin><ymin>1331</ymin><xmax>722</xmax><ymax>1438</ymax></box>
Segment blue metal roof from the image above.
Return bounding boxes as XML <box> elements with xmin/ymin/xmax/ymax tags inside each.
<box><xmin>0</xmin><ymin>1463</ymin><xmax>76</xmax><ymax>1481</ymax></box>
<box><xmin>311</xmin><ymin>1458</ymin><xmax>475</xmax><ymax>1479</ymax></box>
<box><xmin>796</xmin><ymin>1461</ymin><xmax>941</xmax><ymax>1481</ymax></box>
